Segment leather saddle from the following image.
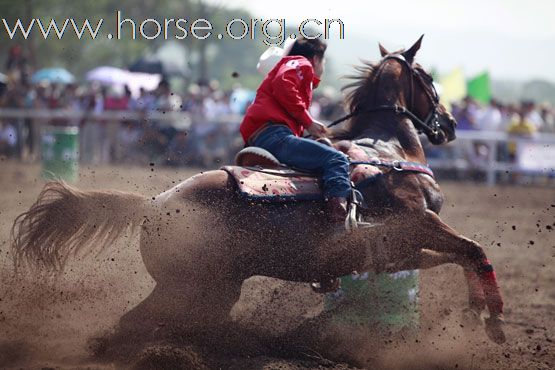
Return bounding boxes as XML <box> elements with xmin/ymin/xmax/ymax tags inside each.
<box><xmin>221</xmin><ymin>147</ymin><xmax>323</xmax><ymax>203</ymax></box>
<box><xmin>234</xmin><ymin>146</ymin><xmax>285</xmax><ymax>168</ymax></box>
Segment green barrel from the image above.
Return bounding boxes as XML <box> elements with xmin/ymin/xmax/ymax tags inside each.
<box><xmin>41</xmin><ymin>126</ymin><xmax>79</xmax><ymax>183</ymax></box>
<box><xmin>325</xmin><ymin>270</ymin><xmax>419</xmax><ymax>332</ymax></box>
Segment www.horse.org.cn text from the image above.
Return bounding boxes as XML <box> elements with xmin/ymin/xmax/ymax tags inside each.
<box><xmin>2</xmin><ymin>11</ymin><xmax>345</xmax><ymax>46</ymax></box>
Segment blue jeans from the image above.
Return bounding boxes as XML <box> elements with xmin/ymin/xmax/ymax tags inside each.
<box><xmin>252</xmin><ymin>124</ymin><xmax>351</xmax><ymax>198</ymax></box>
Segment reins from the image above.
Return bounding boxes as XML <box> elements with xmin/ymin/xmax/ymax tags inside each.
<box><xmin>326</xmin><ymin>55</ymin><xmax>441</xmax><ymax>138</ymax></box>
<box><xmin>327</xmin><ymin>104</ymin><xmax>439</xmax><ymax>138</ymax></box>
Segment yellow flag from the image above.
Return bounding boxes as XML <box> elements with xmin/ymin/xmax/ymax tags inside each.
<box><xmin>438</xmin><ymin>68</ymin><xmax>466</xmax><ymax>109</ymax></box>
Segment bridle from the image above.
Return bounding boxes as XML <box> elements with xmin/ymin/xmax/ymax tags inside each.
<box><xmin>328</xmin><ymin>54</ymin><xmax>442</xmax><ymax>139</ymax></box>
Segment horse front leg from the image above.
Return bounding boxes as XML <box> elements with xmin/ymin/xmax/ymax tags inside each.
<box><xmin>384</xmin><ymin>248</ymin><xmax>484</xmax><ymax>326</ymax></box>
<box><xmin>415</xmin><ymin>210</ymin><xmax>506</xmax><ymax>344</ymax></box>
<box><xmin>461</xmin><ymin>269</ymin><xmax>487</xmax><ymax>327</ymax></box>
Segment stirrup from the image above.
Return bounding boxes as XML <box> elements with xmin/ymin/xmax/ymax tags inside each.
<box><xmin>345</xmin><ymin>198</ymin><xmax>382</xmax><ymax>231</ymax></box>
<box><xmin>345</xmin><ymin>201</ymin><xmax>358</xmax><ymax>232</ymax></box>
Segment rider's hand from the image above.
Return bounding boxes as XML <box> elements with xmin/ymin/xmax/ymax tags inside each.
<box><xmin>306</xmin><ymin>120</ymin><xmax>328</xmax><ymax>138</ymax></box>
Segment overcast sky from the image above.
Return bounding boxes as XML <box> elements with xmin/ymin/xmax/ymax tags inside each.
<box><xmin>207</xmin><ymin>0</ymin><xmax>555</xmax><ymax>82</ymax></box>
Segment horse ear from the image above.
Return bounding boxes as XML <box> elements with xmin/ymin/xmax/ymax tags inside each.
<box><xmin>402</xmin><ymin>34</ymin><xmax>424</xmax><ymax>63</ymax></box>
<box><xmin>379</xmin><ymin>43</ymin><xmax>389</xmax><ymax>57</ymax></box>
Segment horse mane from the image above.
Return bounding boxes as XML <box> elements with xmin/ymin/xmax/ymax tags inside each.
<box><xmin>333</xmin><ymin>50</ymin><xmax>410</xmax><ymax>140</ymax></box>
<box><xmin>332</xmin><ymin>59</ymin><xmax>383</xmax><ymax>139</ymax></box>
<box><xmin>342</xmin><ymin>59</ymin><xmax>382</xmax><ymax>114</ymax></box>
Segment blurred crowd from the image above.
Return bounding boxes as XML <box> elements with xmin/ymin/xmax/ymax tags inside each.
<box><xmin>0</xmin><ymin>73</ymin><xmax>244</xmax><ymax>165</ymax></box>
<box><xmin>1</xmin><ymin>46</ymin><xmax>554</xmax><ymax>174</ymax></box>
<box><xmin>452</xmin><ymin>96</ymin><xmax>555</xmax><ymax>134</ymax></box>
<box><xmin>0</xmin><ymin>46</ymin><xmax>345</xmax><ymax>166</ymax></box>
<box><xmin>444</xmin><ymin>97</ymin><xmax>555</xmax><ymax>164</ymax></box>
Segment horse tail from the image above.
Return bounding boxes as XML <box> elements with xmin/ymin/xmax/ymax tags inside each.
<box><xmin>11</xmin><ymin>181</ymin><xmax>149</xmax><ymax>273</ymax></box>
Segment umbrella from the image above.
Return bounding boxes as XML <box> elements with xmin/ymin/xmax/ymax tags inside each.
<box><xmin>32</xmin><ymin>68</ymin><xmax>75</xmax><ymax>84</ymax></box>
<box><xmin>85</xmin><ymin>66</ymin><xmax>161</xmax><ymax>97</ymax></box>
<box><xmin>129</xmin><ymin>55</ymin><xmax>188</xmax><ymax>77</ymax></box>
<box><xmin>229</xmin><ymin>88</ymin><xmax>255</xmax><ymax>115</ymax></box>
<box><xmin>85</xmin><ymin>66</ymin><xmax>129</xmax><ymax>85</ymax></box>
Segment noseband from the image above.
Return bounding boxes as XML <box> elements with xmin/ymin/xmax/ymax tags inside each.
<box><xmin>328</xmin><ymin>55</ymin><xmax>442</xmax><ymax>138</ymax></box>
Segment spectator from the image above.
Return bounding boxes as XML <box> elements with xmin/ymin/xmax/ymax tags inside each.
<box><xmin>181</xmin><ymin>84</ymin><xmax>204</xmax><ymax>115</ymax></box>
<box><xmin>539</xmin><ymin>103</ymin><xmax>555</xmax><ymax>133</ymax></box>
<box><xmin>103</xmin><ymin>85</ymin><xmax>129</xmax><ymax>163</ymax></box>
<box><xmin>80</xmin><ymin>84</ymin><xmax>105</xmax><ymax>164</ymax></box>
<box><xmin>0</xmin><ymin>121</ymin><xmax>18</xmax><ymax>156</ymax></box>
<box><xmin>316</xmin><ymin>89</ymin><xmax>346</xmax><ymax>122</ymax></box>
<box><xmin>204</xmin><ymin>90</ymin><xmax>232</xmax><ymax>120</ymax></box>
<box><xmin>6</xmin><ymin>45</ymin><xmax>29</xmax><ymax>84</ymax></box>
<box><xmin>520</xmin><ymin>101</ymin><xmax>543</xmax><ymax>131</ymax></box>
<box><xmin>507</xmin><ymin>110</ymin><xmax>537</xmax><ymax>161</ymax></box>
<box><xmin>155</xmin><ymin>80</ymin><xmax>181</xmax><ymax>112</ymax></box>
<box><xmin>476</xmin><ymin>99</ymin><xmax>503</xmax><ymax>131</ymax></box>
<box><xmin>167</xmin><ymin>130</ymin><xmax>196</xmax><ymax>166</ymax></box>
<box><xmin>197</xmin><ymin>128</ymin><xmax>228</xmax><ymax>167</ymax></box>
<box><xmin>452</xmin><ymin>96</ymin><xmax>479</xmax><ymax>130</ymax></box>
<box><xmin>499</xmin><ymin>103</ymin><xmax>518</xmax><ymax>131</ymax></box>
<box><xmin>138</xmin><ymin>123</ymin><xmax>168</xmax><ymax>163</ymax></box>
<box><xmin>132</xmin><ymin>87</ymin><xmax>156</xmax><ymax>111</ymax></box>
<box><xmin>117</xmin><ymin>121</ymin><xmax>144</xmax><ymax>163</ymax></box>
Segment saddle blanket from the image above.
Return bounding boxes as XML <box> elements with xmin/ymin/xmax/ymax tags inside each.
<box><xmin>222</xmin><ymin>166</ymin><xmax>324</xmax><ymax>202</ymax></box>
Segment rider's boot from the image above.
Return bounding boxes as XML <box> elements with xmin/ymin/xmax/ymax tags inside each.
<box><xmin>327</xmin><ymin>196</ymin><xmax>349</xmax><ymax>225</ymax></box>
<box><xmin>327</xmin><ymin>196</ymin><xmax>359</xmax><ymax>232</ymax></box>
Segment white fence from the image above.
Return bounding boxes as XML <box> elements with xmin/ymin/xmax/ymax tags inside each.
<box><xmin>427</xmin><ymin>130</ymin><xmax>555</xmax><ymax>185</ymax></box>
<box><xmin>0</xmin><ymin>107</ymin><xmax>245</xmax><ymax>128</ymax></box>
<box><xmin>1</xmin><ymin>108</ymin><xmax>554</xmax><ymax>186</ymax></box>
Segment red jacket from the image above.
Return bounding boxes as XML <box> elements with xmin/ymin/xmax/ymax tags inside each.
<box><xmin>240</xmin><ymin>55</ymin><xmax>320</xmax><ymax>143</ymax></box>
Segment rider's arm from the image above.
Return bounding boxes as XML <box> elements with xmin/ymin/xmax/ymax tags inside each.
<box><xmin>270</xmin><ymin>60</ymin><xmax>314</xmax><ymax>129</ymax></box>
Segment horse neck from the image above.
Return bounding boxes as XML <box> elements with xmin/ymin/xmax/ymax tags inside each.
<box><xmin>354</xmin><ymin>80</ymin><xmax>427</xmax><ymax>163</ymax></box>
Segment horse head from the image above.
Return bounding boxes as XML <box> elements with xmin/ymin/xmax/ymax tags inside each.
<box><xmin>338</xmin><ymin>35</ymin><xmax>457</xmax><ymax>147</ymax></box>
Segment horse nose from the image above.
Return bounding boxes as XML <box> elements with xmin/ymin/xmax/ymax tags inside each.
<box><xmin>448</xmin><ymin>121</ymin><xmax>457</xmax><ymax>140</ymax></box>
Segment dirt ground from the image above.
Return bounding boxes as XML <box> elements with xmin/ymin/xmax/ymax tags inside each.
<box><xmin>0</xmin><ymin>159</ymin><xmax>553</xmax><ymax>369</ymax></box>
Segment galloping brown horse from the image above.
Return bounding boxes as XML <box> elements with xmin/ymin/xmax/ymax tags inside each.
<box><xmin>11</xmin><ymin>37</ymin><xmax>506</xmax><ymax>352</ymax></box>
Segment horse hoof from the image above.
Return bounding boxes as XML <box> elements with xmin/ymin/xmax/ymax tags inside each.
<box><xmin>461</xmin><ymin>307</ymin><xmax>482</xmax><ymax>328</ymax></box>
<box><xmin>485</xmin><ymin>315</ymin><xmax>507</xmax><ymax>344</ymax></box>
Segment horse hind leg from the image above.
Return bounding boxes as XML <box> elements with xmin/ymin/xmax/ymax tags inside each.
<box><xmin>140</xmin><ymin>277</ymin><xmax>244</xmax><ymax>335</ymax></box>
<box><xmin>168</xmin><ymin>276</ymin><xmax>258</xmax><ymax>354</ymax></box>
<box><xmin>90</xmin><ymin>284</ymin><xmax>171</xmax><ymax>362</ymax></box>
<box><xmin>415</xmin><ymin>210</ymin><xmax>506</xmax><ymax>344</ymax></box>
<box><xmin>92</xmin><ymin>278</ymin><xmax>244</xmax><ymax>363</ymax></box>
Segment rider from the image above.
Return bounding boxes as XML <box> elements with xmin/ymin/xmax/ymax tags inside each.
<box><xmin>240</xmin><ymin>37</ymin><xmax>352</xmax><ymax>229</ymax></box>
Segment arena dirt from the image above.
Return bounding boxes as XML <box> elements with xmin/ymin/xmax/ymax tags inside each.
<box><xmin>0</xmin><ymin>159</ymin><xmax>553</xmax><ymax>369</ymax></box>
